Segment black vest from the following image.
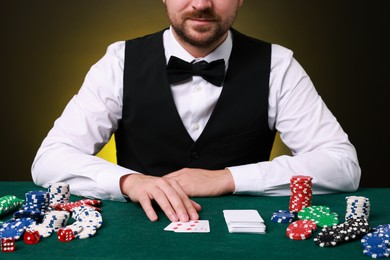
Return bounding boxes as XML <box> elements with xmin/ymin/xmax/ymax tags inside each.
<box><xmin>115</xmin><ymin>29</ymin><xmax>276</xmax><ymax>176</ymax></box>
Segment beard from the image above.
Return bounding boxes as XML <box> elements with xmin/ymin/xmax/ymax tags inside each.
<box><xmin>168</xmin><ymin>8</ymin><xmax>237</xmax><ymax>48</ymax></box>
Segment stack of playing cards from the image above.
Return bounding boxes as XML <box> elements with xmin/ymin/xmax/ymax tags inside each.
<box><xmin>164</xmin><ymin>220</ymin><xmax>210</xmax><ymax>233</ymax></box>
<box><xmin>223</xmin><ymin>209</ymin><xmax>266</xmax><ymax>234</ymax></box>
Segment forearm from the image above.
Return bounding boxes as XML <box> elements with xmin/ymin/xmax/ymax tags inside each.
<box><xmin>229</xmin><ymin>148</ymin><xmax>361</xmax><ymax>196</ymax></box>
<box><xmin>32</xmin><ymin>141</ymin><xmax>133</xmax><ymax>201</ymax></box>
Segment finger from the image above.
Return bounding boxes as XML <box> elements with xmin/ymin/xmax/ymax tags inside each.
<box><xmin>165</xmin><ymin>180</ymin><xmax>200</xmax><ymax>221</ymax></box>
<box><xmin>191</xmin><ymin>200</ymin><xmax>202</xmax><ymax>212</ymax></box>
<box><xmin>137</xmin><ymin>194</ymin><xmax>159</xmax><ymax>222</ymax></box>
<box><xmin>152</xmin><ymin>190</ymin><xmax>179</xmax><ymax>222</ymax></box>
<box><xmin>153</xmin><ymin>179</ymin><xmax>193</xmax><ymax>222</ymax></box>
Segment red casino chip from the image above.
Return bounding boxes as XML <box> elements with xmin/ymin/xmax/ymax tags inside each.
<box><xmin>286</xmin><ymin>220</ymin><xmax>316</xmax><ymax>240</ymax></box>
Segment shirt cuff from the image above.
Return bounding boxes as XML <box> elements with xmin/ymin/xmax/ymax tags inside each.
<box><xmin>227</xmin><ymin>163</ymin><xmax>265</xmax><ymax>195</ymax></box>
<box><xmin>96</xmin><ymin>164</ymin><xmax>139</xmax><ymax>202</ymax></box>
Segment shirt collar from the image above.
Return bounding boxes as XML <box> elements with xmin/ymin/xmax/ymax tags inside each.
<box><xmin>163</xmin><ymin>26</ymin><xmax>232</xmax><ymax>66</ymax></box>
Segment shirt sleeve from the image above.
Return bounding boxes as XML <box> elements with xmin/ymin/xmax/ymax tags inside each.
<box><xmin>228</xmin><ymin>44</ymin><xmax>361</xmax><ymax>196</ymax></box>
<box><xmin>31</xmin><ymin>41</ymin><xmax>138</xmax><ymax>202</ymax></box>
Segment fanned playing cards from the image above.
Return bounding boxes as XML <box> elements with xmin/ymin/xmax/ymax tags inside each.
<box><xmin>164</xmin><ymin>220</ymin><xmax>210</xmax><ymax>233</ymax></box>
<box><xmin>223</xmin><ymin>209</ymin><xmax>266</xmax><ymax>234</ymax></box>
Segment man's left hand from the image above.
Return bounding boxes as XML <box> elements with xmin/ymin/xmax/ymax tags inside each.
<box><xmin>163</xmin><ymin>168</ymin><xmax>235</xmax><ymax>197</ymax></box>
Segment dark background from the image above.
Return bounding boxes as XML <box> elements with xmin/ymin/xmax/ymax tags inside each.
<box><xmin>1</xmin><ymin>0</ymin><xmax>389</xmax><ymax>187</ymax></box>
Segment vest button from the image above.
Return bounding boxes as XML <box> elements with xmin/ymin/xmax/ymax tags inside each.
<box><xmin>191</xmin><ymin>151</ymin><xmax>200</xmax><ymax>159</ymax></box>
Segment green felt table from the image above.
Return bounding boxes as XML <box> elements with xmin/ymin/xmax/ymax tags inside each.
<box><xmin>0</xmin><ymin>182</ymin><xmax>389</xmax><ymax>260</ymax></box>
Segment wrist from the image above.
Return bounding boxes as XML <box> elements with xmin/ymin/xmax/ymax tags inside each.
<box><xmin>120</xmin><ymin>174</ymin><xmax>136</xmax><ymax>196</ymax></box>
<box><xmin>221</xmin><ymin>168</ymin><xmax>235</xmax><ymax>194</ymax></box>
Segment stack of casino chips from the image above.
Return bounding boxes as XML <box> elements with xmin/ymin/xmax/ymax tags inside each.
<box><xmin>361</xmin><ymin>224</ymin><xmax>390</xmax><ymax>258</ymax></box>
<box><xmin>48</xmin><ymin>182</ymin><xmax>71</xmax><ymax>206</ymax></box>
<box><xmin>289</xmin><ymin>175</ymin><xmax>313</xmax><ymax>213</ymax></box>
<box><xmin>13</xmin><ymin>191</ymin><xmax>50</xmax><ymax>222</ymax></box>
<box><xmin>345</xmin><ymin>196</ymin><xmax>370</xmax><ymax>221</ymax></box>
<box><xmin>314</xmin><ymin>217</ymin><xmax>370</xmax><ymax>247</ymax></box>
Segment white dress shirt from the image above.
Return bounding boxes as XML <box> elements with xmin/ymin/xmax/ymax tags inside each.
<box><xmin>32</xmin><ymin>28</ymin><xmax>361</xmax><ymax>201</ymax></box>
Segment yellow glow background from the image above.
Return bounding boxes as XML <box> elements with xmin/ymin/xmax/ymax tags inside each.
<box><xmin>2</xmin><ymin>1</ymin><xmax>388</xmax><ymax>186</ymax></box>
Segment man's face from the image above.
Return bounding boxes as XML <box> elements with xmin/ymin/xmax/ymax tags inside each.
<box><xmin>163</xmin><ymin>0</ymin><xmax>243</xmax><ymax>49</ymax></box>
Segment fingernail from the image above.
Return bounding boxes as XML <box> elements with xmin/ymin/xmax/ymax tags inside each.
<box><xmin>170</xmin><ymin>213</ymin><xmax>178</xmax><ymax>222</ymax></box>
<box><xmin>180</xmin><ymin>213</ymin><xmax>189</xmax><ymax>222</ymax></box>
<box><xmin>190</xmin><ymin>212</ymin><xmax>199</xmax><ymax>220</ymax></box>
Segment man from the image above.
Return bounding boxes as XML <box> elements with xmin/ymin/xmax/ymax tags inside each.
<box><xmin>32</xmin><ymin>0</ymin><xmax>361</xmax><ymax>223</ymax></box>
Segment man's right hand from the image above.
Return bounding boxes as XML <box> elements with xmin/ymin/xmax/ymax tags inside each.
<box><xmin>120</xmin><ymin>174</ymin><xmax>201</xmax><ymax>222</ymax></box>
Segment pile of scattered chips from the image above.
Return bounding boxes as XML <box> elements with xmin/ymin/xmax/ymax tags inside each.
<box><xmin>289</xmin><ymin>175</ymin><xmax>313</xmax><ymax>213</ymax></box>
<box><xmin>345</xmin><ymin>196</ymin><xmax>370</xmax><ymax>221</ymax></box>
<box><xmin>0</xmin><ymin>217</ymin><xmax>35</xmax><ymax>241</ymax></box>
<box><xmin>0</xmin><ymin>182</ymin><xmax>103</xmax><ymax>252</ymax></box>
<box><xmin>286</xmin><ymin>220</ymin><xmax>317</xmax><ymax>240</ymax></box>
<box><xmin>70</xmin><ymin>205</ymin><xmax>103</xmax><ymax>239</ymax></box>
<box><xmin>28</xmin><ymin>210</ymin><xmax>71</xmax><ymax>238</ymax></box>
<box><xmin>298</xmin><ymin>205</ymin><xmax>339</xmax><ymax>228</ymax></box>
<box><xmin>361</xmin><ymin>224</ymin><xmax>390</xmax><ymax>258</ymax></box>
<box><xmin>314</xmin><ymin>217</ymin><xmax>370</xmax><ymax>247</ymax></box>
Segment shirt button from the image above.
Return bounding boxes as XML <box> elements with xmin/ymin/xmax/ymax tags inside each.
<box><xmin>191</xmin><ymin>151</ymin><xmax>200</xmax><ymax>159</ymax></box>
<box><xmin>193</xmin><ymin>85</ymin><xmax>202</xmax><ymax>92</ymax></box>
<box><xmin>192</xmin><ymin>123</ymin><xmax>200</xmax><ymax>131</ymax></box>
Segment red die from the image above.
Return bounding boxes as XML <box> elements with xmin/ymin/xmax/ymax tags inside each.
<box><xmin>58</xmin><ymin>228</ymin><xmax>74</xmax><ymax>242</ymax></box>
<box><xmin>24</xmin><ymin>230</ymin><xmax>41</xmax><ymax>244</ymax></box>
<box><xmin>1</xmin><ymin>237</ymin><xmax>15</xmax><ymax>252</ymax></box>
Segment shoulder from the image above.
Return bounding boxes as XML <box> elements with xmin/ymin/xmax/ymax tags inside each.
<box><xmin>271</xmin><ymin>44</ymin><xmax>294</xmax><ymax>61</ymax></box>
<box><xmin>125</xmin><ymin>29</ymin><xmax>167</xmax><ymax>47</ymax></box>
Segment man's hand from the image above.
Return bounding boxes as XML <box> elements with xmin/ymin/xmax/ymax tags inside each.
<box><xmin>120</xmin><ymin>174</ymin><xmax>201</xmax><ymax>222</ymax></box>
<box><xmin>163</xmin><ymin>168</ymin><xmax>235</xmax><ymax>197</ymax></box>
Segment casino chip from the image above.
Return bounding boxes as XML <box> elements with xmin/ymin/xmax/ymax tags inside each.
<box><xmin>75</xmin><ymin>223</ymin><xmax>97</xmax><ymax>239</ymax></box>
<box><xmin>66</xmin><ymin>221</ymin><xmax>84</xmax><ymax>235</ymax></box>
<box><xmin>361</xmin><ymin>224</ymin><xmax>390</xmax><ymax>258</ymax></box>
<box><xmin>314</xmin><ymin>229</ymin><xmax>341</xmax><ymax>247</ymax></box>
<box><xmin>286</xmin><ymin>220</ymin><xmax>317</xmax><ymax>240</ymax></box>
<box><xmin>271</xmin><ymin>210</ymin><xmax>295</xmax><ymax>223</ymax></box>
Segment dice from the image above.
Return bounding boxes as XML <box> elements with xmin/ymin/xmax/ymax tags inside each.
<box><xmin>23</xmin><ymin>229</ymin><xmax>41</xmax><ymax>244</ymax></box>
<box><xmin>58</xmin><ymin>227</ymin><xmax>74</xmax><ymax>242</ymax></box>
<box><xmin>1</xmin><ymin>237</ymin><xmax>15</xmax><ymax>252</ymax></box>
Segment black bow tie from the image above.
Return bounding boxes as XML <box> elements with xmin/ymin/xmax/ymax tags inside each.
<box><xmin>166</xmin><ymin>56</ymin><xmax>225</xmax><ymax>86</ymax></box>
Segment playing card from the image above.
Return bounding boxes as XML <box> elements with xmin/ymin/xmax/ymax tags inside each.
<box><xmin>223</xmin><ymin>209</ymin><xmax>266</xmax><ymax>234</ymax></box>
<box><xmin>223</xmin><ymin>210</ymin><xmax>264</xmax><ymax>226</ymax></box>
<box><xmin>164</xmin><ymin>220</ymin><xmax>210</xmax><ymax>233</ymax></box>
